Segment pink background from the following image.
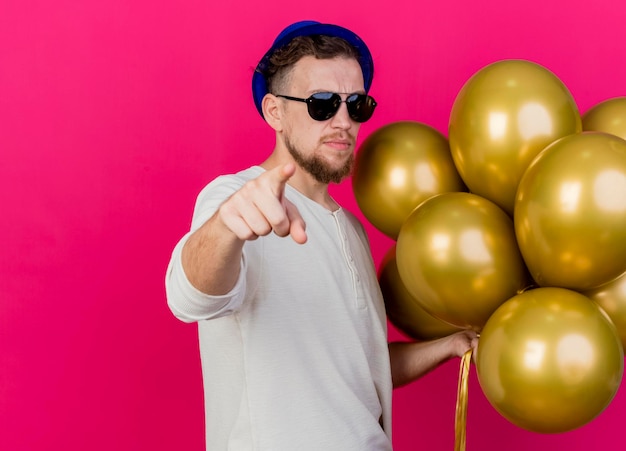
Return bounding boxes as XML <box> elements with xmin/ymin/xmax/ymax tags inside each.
<box><xmin>1</xmin><ymin>0</ymin><xmax>625</xmax><ymax>449</ymax></box>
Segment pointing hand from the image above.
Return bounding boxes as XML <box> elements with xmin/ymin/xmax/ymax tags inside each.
<box><xmin>218</xmin><ymin>163</ymin><xmax>307</xmax><ymax>244</ymax></box>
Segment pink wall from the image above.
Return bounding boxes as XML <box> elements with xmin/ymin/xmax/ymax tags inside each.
<box><xmin>1</xmin><ymin>0</ymin><xmax>625</xmax><ymax>449</ymax></box>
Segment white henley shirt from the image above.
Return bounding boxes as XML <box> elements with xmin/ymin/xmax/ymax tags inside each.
<box><xmin>166</xmin><ymin>166</ymin><xmax>393</xmax><ymax>450</ymax></box>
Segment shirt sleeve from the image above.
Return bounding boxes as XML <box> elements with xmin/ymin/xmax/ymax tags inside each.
<box><xmin>165</xmin><ymin>233</ymin><xmax>247</xmax><ymax>322</ymax></box>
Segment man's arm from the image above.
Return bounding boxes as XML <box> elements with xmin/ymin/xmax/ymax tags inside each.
<box><xmin>389</xmin><ymin>330</ymin><xmax>478</xmax><ymax>388</ymax></box>
<box><xmin>180</xmin><ymin>163</ymin><xmax>307</xmax><ymax>296</ymax></box>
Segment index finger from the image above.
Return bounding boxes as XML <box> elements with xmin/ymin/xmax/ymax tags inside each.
<box><xmin>265</xmin><ymin>163</ymin><xmax>296</xmax><ymax>196</ymax></box>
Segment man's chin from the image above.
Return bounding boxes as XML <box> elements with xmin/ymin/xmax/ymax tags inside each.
<box><xmin>310</xmin><ymin>164</ymin><xmax>353</xmax><ymax>184</ymax></box>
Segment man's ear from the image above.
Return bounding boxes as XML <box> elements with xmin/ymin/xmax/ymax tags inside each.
<box><xmin>262</xmin><ymin>94</ymin><xmax>283</xmax><ymax>131</ymax></box>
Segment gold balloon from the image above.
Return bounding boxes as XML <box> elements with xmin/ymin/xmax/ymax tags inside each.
<box><xmin>583</xmin><ymin>96</ymin><xmax>626</xmax><ymax>141</ymax></box>
<box><xmin>515</xmin><ymin>132</ymin><xmax>626</xmax><ymax>290</ymax></box>
<box><xmin>584</xmin><ymin>271</ymin><xmax>626</xmax><ymax>349</ymax></box>
<box><xmin>476</xmin><ymin>287</ymin><xmax>624</xmax><ymax>433</ymax></box>
<box><xmin>396</xmin><ymin>192</ymin><xmax>530</xmax><ymax>331</ymax></box>
<box><xmin>449</xmin><ymin>59</ymin><xmax>582</xmax><ymax>215</ymax></box>
<box><xmin>379</xmin><ymin>245</ymin><xmax>462</xmax><ymax>340</ymax></box>
<box><xmin>353</xmin><ymin>121</ymin><xmax>466</xmax><ymax>239</ymax></box>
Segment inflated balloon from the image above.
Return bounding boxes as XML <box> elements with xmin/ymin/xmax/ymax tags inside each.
<box><xmin>449</xmin><ymin>59</ymin><xmax>582</xmax><ymax>215</ymax></box>
<box><xmin>379</xmin><ymin>246</ymin><xmax>462</xmax><ymax>340</ymax></box>
<box><xmin>583</xmin><ymin>97</ymin><xmax>626</xmax><ymax>141</ymax></box>
<box><xmin>353</xmin><ymin>121</ymin><xmax>466</xmax><ymax>239</ymax></box>
<box><xmin>476</xmin><ymin>287</ymin><xmax>624</xmax><ymax>433</ymax></box>
<box><xmin>584</xmin><ymin>271</ymin><xmax>626</xmax><ymax>349</ymax></box>
<box><xmin>396</xmin><ymin>192</ymin><xmax>530</xmax><ymax>331</ymax></box>
<box><xmin>515</xmin><ymin>132</ymin><xmax>626</xmax><ymax>290</ymax></box>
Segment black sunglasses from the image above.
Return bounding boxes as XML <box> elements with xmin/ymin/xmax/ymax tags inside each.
<box><xmin>275</xmin><ymin>92</ymin><xmax>377</xmax><ymax>122</ymax></box>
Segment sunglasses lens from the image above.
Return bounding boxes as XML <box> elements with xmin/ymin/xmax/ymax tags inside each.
<box><xmin>346</xmin><ymin>94</ymin><xmax>377</xmax><ymax>122</ymax></box>
<box><xmin>307</xmin><ymin>93</ymin><xmax>341</xmax><ymax>121</ymax></box>
<box><xmin>304</xmin><ymin>93</ymin><xmax>377</xmax><ymax>122</ymax></box>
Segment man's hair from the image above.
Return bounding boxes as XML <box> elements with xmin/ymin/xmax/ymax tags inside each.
<box><xmin>264</xmin><ymin>35</ymin><xmax>360</xmax><ymax>95</ymax></box>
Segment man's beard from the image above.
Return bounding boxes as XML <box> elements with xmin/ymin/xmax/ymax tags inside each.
<box><xmin>285</xmin><ymin>136</ymin><xmax>354</xmax><ymax>184</ymax></box>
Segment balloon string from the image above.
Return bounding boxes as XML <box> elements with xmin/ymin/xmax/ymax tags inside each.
<box><xmin>454</xmin><ymin>349</ymin><xmax>472</xmax><ymax>451</ymax></box>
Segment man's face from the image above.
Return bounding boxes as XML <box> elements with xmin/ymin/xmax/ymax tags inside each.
<box><xmin>277</xmin><ymin>55</ymin><xmax>365</xmax><ymax>184</ymax></box>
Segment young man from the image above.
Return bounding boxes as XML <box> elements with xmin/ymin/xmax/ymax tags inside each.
<box><xmin>166</xmin><ymin>20</ymin><xmax>477</xmax><ymax>450</ymax></box>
